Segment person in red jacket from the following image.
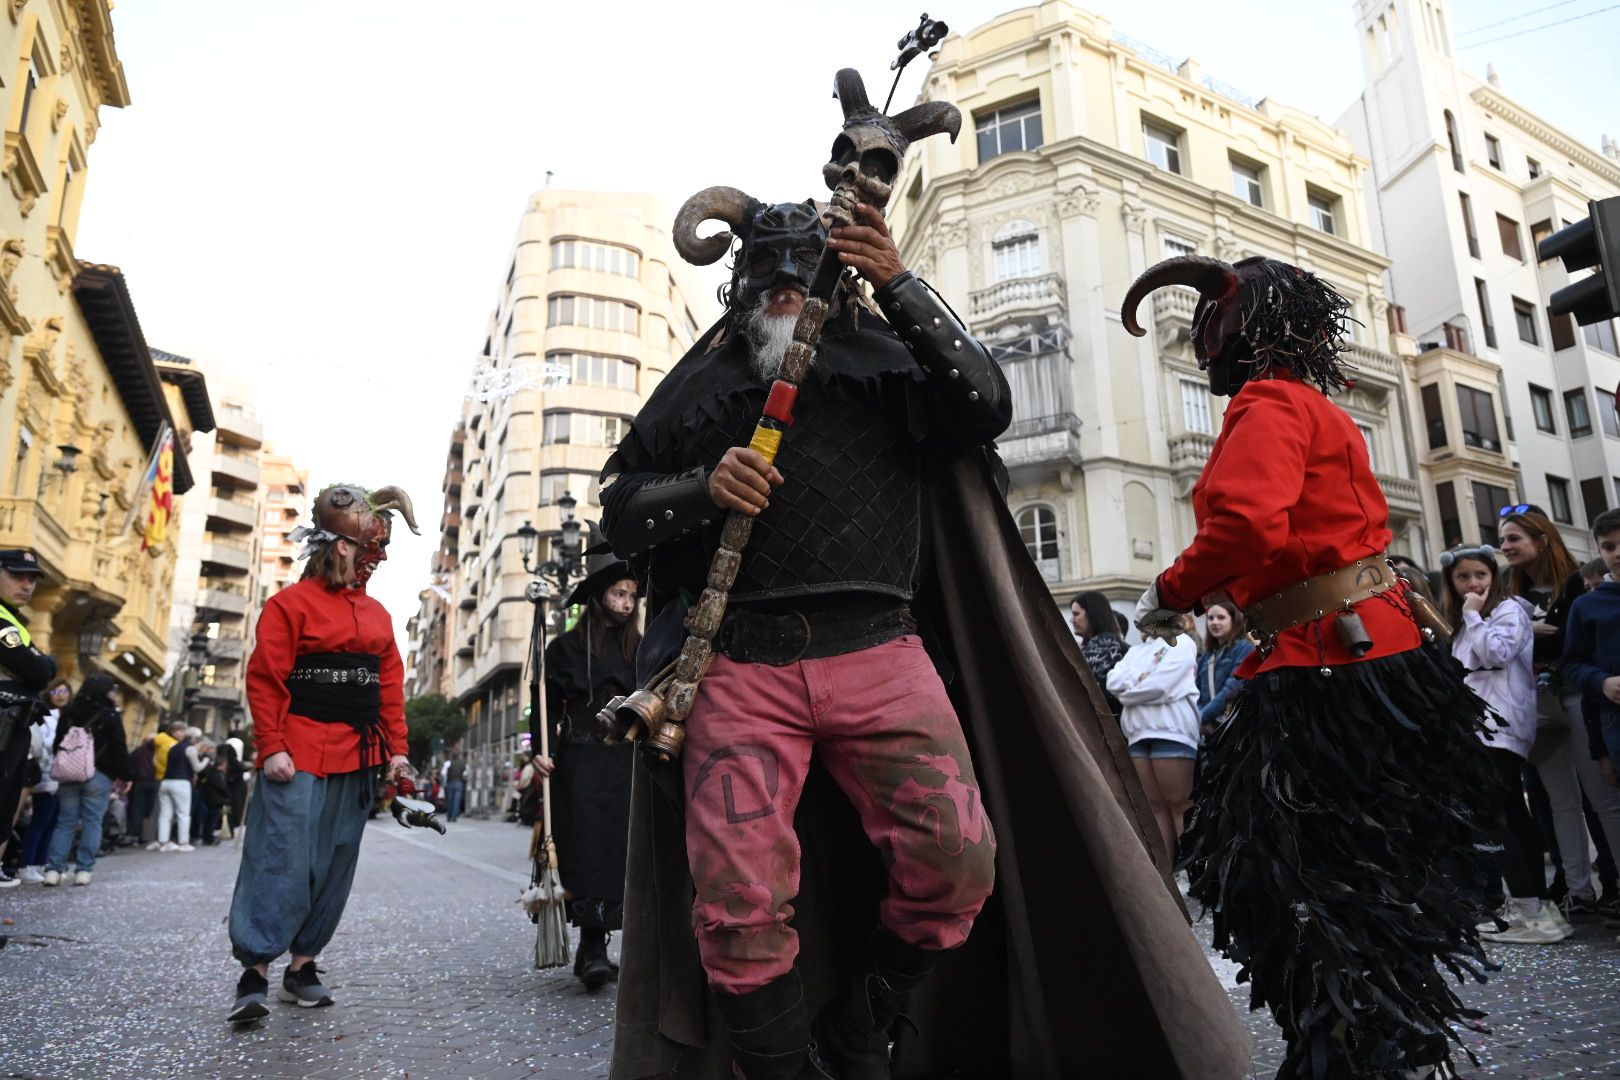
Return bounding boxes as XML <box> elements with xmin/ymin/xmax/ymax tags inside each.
<box><xmin>1123</xmin><ymin>256</ymin><xmax>1496</xmax><ymax>1080</ymax></box>
<box><xmin>226</xmin><ymin>483</ymin><xmax>418</xmax><ymax>1025</ymax></box>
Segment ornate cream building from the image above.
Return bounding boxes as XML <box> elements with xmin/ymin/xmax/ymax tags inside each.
<box><xmin>0</xmin><ymin>1</ymin><xmax>212</xmax><ymax>734</ymax></box>
<box><xmin>887</xmin><ymin>1</ymin><xmax>1424</xmax><ymax>609</ymax></box>
<box><xmin>1339</xmin><ymin>0</ymin><xmax>1620</xmax><ymax>557</ymax></box>
<box><xmin>418</xmin><ymin>190</ymin><xmax>713</xmax><ymax>754</ymax></box>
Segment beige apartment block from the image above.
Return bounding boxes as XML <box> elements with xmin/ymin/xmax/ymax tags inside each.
<box><xmin>1339</xmin><ymin>0</ymin><xmax>1620</xmax><ymax>557</ymax></box>
<box><xmin>405</xmin><ymin>423</ymin><xmax>462</xmax><ymax>701</ymax></box>
<box><xmin>258</xmin><ymin>445</ymin><xmax>309</xmax><ymax>600</ymax></box>
<box><xmin>422</xmin><ymin>189</ymin><xmax>713</xmax><ymax>753</ymax></box>
<box><xmin>162</xmin><ymin>381</ymin><xmax>265</xmax><ymax>740</ymax></box>
<box><xmin>887</xmin><ymin>0</ymin><xmax>1423</xmax><ymax>610</ymax></box>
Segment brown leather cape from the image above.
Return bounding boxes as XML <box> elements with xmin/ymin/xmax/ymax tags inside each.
<box><xmin>607</xmin><ymin>443</ymin><xmax>1252</xmax><ymax>1078</ymax></box>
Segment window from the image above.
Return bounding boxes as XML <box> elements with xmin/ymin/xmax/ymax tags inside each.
<box><xmin>1230</xmin><ymin>159</ymin><xmax>1263</xmax><ymax>207</ymax></box>
<box><xmin>1531</xmin><ymin>219</ymin><xmax>1554</xmax><ymax>263</ymax></box>
<box><xmin>1421</xmin><ymin>383</ymin><xmax>1447</xmax><ymax>449</ymax></box>
<box><xmin>991</xmin><ymin>220</ymin><xmax>1042</xmax><ymax>282</ymax></box>
<box><xmin>1564</xmin><ymin>388</ymin><xmax>1593</xmax><ymax>437</ymax></box>
<box><xmin>548</xmin><ymin>351</ymin><xmax>637</xmax><ymax>390</ymax></box>
<box><xmin>1017</xmin><ymin>505</ymin><xmax>1060</xmax><ymax>580</ymax></box>
<box><xmin>1161</xmin><ymin>235</ymin><xmax>1197</xmax><ymax>259</ymax></box>
<box><xmin>1603</xmin><ymin>393</ymin><xmax>1620</xmax><ymax>438</ymax></box>
<box><xmin>975</xmin><ymin>100</ymin><xmax>1043</xmax><ymax>163</ymax></box>
<box><xmin>18</xmin><ymin>51</ymin><xmax>40</xmax><ymax>133</ymax></box>
<box><xmin>1472</xmin><ymin>482</ymin><xmax>1512</xmax><ymax>544</ymax></box>
<box><xmin>11</xmin><ymin>427</ymin><xmax>31</xmax><ymax>496</ymax></box>
<box><xmin>1307</xmin><ymin>191</ymin><xmax>1337</xmax><ymax>235</ymax></box>
<box><xmin>1547</xmin><ymin>475</ymin><xmax>1574</xmax><ymax>524</ymax></box>
<box><xmin>1586</xmin><ymin>320</ymin><xmax>1619</xmax><ymax>355</ymax></box>
<box><xmin>1485</xmin><ymin>134</ymin><xmax>1502</xmax><ymax>170</ymax></box>
<box><xmin>1513</xmin><ymin>298</ymin><xmax>1539</xmax><ymax>345</ymax></box>
<box><xmin>1459</xmin><ymin>193</ymin><xmax>1479</xmax><ymax>258</ymax></box>
<box><xmin>1180</xmin><ymin>378</ymin><xmax>1213</xmax><ymax>435</ymax></box>
<box><xmin>1474</xmin><ymin>278</ymin><xmax>1496</xmax><ymax>349</ymax></box>
<box><xmin>1530</xmin><ymin>385</ymin><xmax>1556</xmax><ymax>433</ymax></box>
<box><xmin>1528</xmin><ymin>158</ymin><xmax>1542</xmax><ymax>180</ymax></box>
<box><xmin>1444</xmin><ymin>110</ymin><xmax>1464</xmax><ymax>172</ymax></box>
<box><xmin>550</xmin><ymin>239</ymin><xmax>640</xmax><ymax>279</ymax></box>
<box><xmin>1357</xmin><ymin>422</ymin><xmax>1377</xmax><ymax>471</ymax></box>
<box><xmin>546</xmin><ymin>294</ymin><xmax>640</xmax><ymax>334</ymax></box>
<box><xmin>1550</xmin><ymin>309</ymin><xmax>1577</xmax><ymax>350</ymax></box>
<box><xmin>540</xmin><ymin>412</ymin><xmax>627</xmax><ymax>447</ymax></box>
<box><xmin>1497</xmin><ymin>214</ymin><xmax>1524</xmax><ymax>261</ymax></box>
<box><xmin>1142</xmin><ymin>121</ymin><xmax>1181</xmax><ymax>174</ymax></box>
<box><xmin>1435</xmin><ymin>481</ymin><xmax>1463</xmax><ymax>547</ymax></box>
<box><xmin>1457</xmin><ymin>385</ymin><xmax>1500</xmax><ymax>450</ymax></box>
<box><xmin>538</xmin><ymin>471</ymin><xmax>602</xmax><ymax>507</ymax></box>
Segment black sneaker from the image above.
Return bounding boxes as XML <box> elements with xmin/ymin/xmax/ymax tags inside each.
<box><xmin>228</xmin><ymin>968</ymin><xmax>270</xmax><ymax>1024</ymax></box>
<box><xmin>1563</xmin><ymin>894</ymin><xmax>1601</xmax><ymax>919</ymax></box>
<box><xmin>278</xmin><ymin>963</ymin><xmax>334</xmax><ymax>1008</ymax></box>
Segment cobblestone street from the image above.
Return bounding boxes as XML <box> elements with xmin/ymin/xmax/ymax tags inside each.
<box><xmin>3</xmin><ymin>816</ymin><xmax>1619</xmax><ymax>1079</ymax></box>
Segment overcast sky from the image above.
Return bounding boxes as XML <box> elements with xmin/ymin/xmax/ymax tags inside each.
<box><xmin>73</xmin><ymin>0</ymin><xmax>1620</xmax><ymax>649</ymax></box>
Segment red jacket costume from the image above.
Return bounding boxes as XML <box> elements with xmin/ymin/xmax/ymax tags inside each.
<box><xmin>245</xmin><ymin>577</ymin><xmax>407</xmax><ymax>776</ymax></box>
<box><xmin>1155</xmin><ymin>375</ymin><xmax>1419</xmax><ymax>674</ymax></box>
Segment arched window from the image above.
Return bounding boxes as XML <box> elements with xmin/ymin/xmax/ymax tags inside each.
<box><xmin>992</xmin><ymin>220</ymin><xmax>1042</xmax><ymax>282</ymax></box>
<box><xmin>1444</xmin><ymin>110</ymin><xmax>1463</xmax><ymax>173</ymax></box>
<box><xmin>1016</xmin><ymin>505</ymin><xmax>1060</xmax><ymax>581</ymax></box>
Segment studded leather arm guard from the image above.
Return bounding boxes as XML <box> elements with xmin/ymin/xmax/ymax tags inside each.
<box><xmin>601</xmin><ymin>466</ymin><xmax>717</xmax><ymax>559</ymax></box>
<box><xmin>875</xmin><ymin>271</ymin><xmax>1012</xmax><ymax>442</ymax></box>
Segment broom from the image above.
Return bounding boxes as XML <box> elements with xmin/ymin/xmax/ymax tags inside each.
<box><xmin>528</xmin><ymin>599</ymin><xmax>572</xmax><ymax>970</ymax></box>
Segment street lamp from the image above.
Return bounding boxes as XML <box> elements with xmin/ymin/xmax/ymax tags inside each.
<box><xmin>516</xmin><ymin>520</ymin><xmax>540</xmax><ymax>574</ymax></box>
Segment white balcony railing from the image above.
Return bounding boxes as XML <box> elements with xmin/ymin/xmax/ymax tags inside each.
<box><xmin>969</xmin><ymin>273</ymin><xmax>1065</xmax><ymax>323</ymax></box>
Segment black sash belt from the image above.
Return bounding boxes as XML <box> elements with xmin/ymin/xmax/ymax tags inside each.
<box><xmin>287</xmin><ymin>653</ymin><xmax>387</xmax><ymax>796</ymax></box>
<box><xmin>714</xmin><ymin>600</ymin><xmax>913</xmax><ymax>666</ymax></box>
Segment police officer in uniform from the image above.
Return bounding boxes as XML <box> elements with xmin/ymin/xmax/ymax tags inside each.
<box><xmin>0</xmin><ymin>549</ymin><xmax>58</xmax><ymax>887</ymax></box>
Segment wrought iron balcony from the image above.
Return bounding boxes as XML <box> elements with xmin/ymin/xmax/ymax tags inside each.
<box><xmin>998</xmin><ymin>413</ymin><xmax>1082</xmax><ymax>469</ymax></box>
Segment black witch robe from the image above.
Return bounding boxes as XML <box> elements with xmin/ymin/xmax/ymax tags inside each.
<box><xmin>545</xmin><ymin>619</ymin><xmax>637</xmax><ymax>929</ymax></box>
<box><xmin>601</xmin><ymin>310</ymin><xmax>1251</xmax><ymax>1079</ymax></box>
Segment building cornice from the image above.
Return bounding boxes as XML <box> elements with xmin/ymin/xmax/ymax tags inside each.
<box><xmin>73</xmin><ymin>0</ymin><xmax>131</xmax><ymax>109</ymax></box>
<box><xmin>1470</xmin><ymin>86</ymin><xmax>1620</xmax><ymax>190</ymax></box>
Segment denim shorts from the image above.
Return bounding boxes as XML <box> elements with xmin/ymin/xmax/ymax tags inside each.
<box><xmin>1128</xmin><ymin>737</ymin><xmax>1198</xmax><ymax>760</ymax></box>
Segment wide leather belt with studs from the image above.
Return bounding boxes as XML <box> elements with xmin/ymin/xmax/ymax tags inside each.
<box><xmin>714</xmin><ymin>601</ymin><xmax>914</xmax><ymax>666</ymax></box>
<box><xmin>1240</xmin><ymin>555</ymin><xmax>1395</xmax><ymax>643</ymax></box>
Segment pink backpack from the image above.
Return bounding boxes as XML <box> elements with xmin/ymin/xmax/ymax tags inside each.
<box><xmin>51</xmin><ymin>725</ymin><xmax>95</xmax><ymax>783</ymax></box>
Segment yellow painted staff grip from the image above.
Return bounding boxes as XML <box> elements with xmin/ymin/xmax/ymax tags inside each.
<box><xmin>748</xmin><ymin>424</ymin><xmax>784</xmax><ymax>463</ymax></box>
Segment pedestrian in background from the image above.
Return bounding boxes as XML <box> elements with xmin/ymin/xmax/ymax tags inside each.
<box><xmin>1582</xmin><ymin>557</ymin><xmax>1608</xmax><ymax>593</ymax></box>
<box><xmin>1072</xmin><ymin>590</ymin><xmax>1128</xmax><ymax>713</ymax></box>
<box><xmin>127</xmin><ymin>733</ymin><xmax>158</xmax><ymax>846</ymax></box>
<box><xmin>186</xmin><ymin>732</ymin><xmax>213</xmax><ymax>846</ymax></box>
<box><xmin>1106</xmin><ymin>614</ymin><xmax>1200</xmax><ymax>861</ymax></box>
<box><xmin>1441</xmin><ymin>545</ymin><xmax>1565</xmax><ymax>943</ymax></box>
<box><xmin>218</xmin><ymin>737</ymin><xmax>249</xmax><ymax>837</ymax></box>
<box><xmin>444</xmin><ymin>750</ymin><xmax>466</xmax><ymax>823</ymax></box>
<box><xmin>154</xmin><ymin>720</ymin><xmax>195</xmax><ymax>852</ymax></box>
<box><xmin>42</xmin><ymin>673</ymin><xmax>135</xmax><ymax>887</ymax></box>
<box><xmin>1195</xmin><ymin>601</ymin><xmax>1253</xmax><ymax>736</ymax></box>
<box><xmin>17</xmin><ymin>678</ymin><xmax>70</xmax><ymax>882</ymax></box>
<box><xmin>1500</xmin><ymin>508</ymin><xmax>1620</xmax><ymax>920</ymax></box>
<box><xmin>0</xmin><ymin>549</ymin><xmax>57</xmax><ymax>889</ymax></box>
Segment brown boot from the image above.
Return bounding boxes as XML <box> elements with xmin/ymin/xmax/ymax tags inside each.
<box><xmin>714</xmin><ymin>968</ymin><xmax>835</xmax><ymax>1080</ymax></box>
<box><xmin>813</xmin><ymin>929</ymin><xmax>937</xmax><ymax>1080</ymax></box>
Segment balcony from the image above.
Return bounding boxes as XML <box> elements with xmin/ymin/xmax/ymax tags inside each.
<box><xmin>206</xmin><ymin>495</ymin><xmax>257</xmax><ymax>531</ymax></box>
<box><xmin>1151</xmin><ymin>287</ymin><xmax>1199</xmax><ymax>329</ymax></box>
<box><xmin>442</xmin><ymin>509</ymin><xmax>461</xmax><ymax>536</ymax></box>
<box><xmin>212</xmin><ymin>449</ymin><xmax>261</xmax><ymax>490</ymax></box>
<box><xmin>1169</xmin><ymin>433</ymin><xmax>1216</xmax><ymax>497</ymax></box>
<box><xmin>196</xmin><ymin>587</ymin><xmax>248</xmax><ymax>618</ymax></box>
<box><xmin>215</xmin><ymin>409</ymin><xmax>264</xmax><ymax>449</ymax></box>
<box><xmin>1343</xmin><ymin>343</ymin><xmax>1401</xmax><ymax>386</ymax></box>
<box><xmin>194</xmin><ymin>683</ymin><xmax>244</xmax><ymax>706</ymax></box>
<box><xmin>969</xmin><ymin>273</ymin><xmax>1065</xmax><ymax>327</ymax></box>
<box><xmin>201</xmin><ymin>539</ymin><xmax>253</xmax><ymax>574</ymax></box>
<box><xmin>1379</xmin><ymin>474</ymin><xmax>1422</xmax><ymax>515</ymax></box>
<box><xmin>998</xmin><ymin>414</ymin><xmax>1083</xmax><ymax>471</ymax></box>
<box><xmin>209</xmin><ymin>634</ymin><xmax>246</xmax><ymax>663</ymax></box>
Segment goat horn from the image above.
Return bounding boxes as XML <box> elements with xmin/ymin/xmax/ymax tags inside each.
<box><xmin>890</xmin><ymin>101</ymin><xmax>962</xmax><ymax>145</ymax></box>
<box><xmin>1121</xmin><ymin>256</ymin><xmax>1240</xmax><ymax>337</ymax></box>
<box><xmin>671</xmin><ymin>186</ymin><xmax>758</xmax><ymax>267</ymax></box>
<box><xmin>834</xmin><ymin>68</ymin><xmax>871</xmax><ymax>119</ymax></box>
<box><xmin>367</xmin><ymin>485</ymin><xmax>420</xmax><ymax>535</ymax></box>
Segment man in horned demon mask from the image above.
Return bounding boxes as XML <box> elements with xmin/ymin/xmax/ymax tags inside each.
<box><xmin>600</xmin><ymin>68</ymin><xmax>1249</xmax><ymax>1080</ymax></box>
<box><xmin>226</xmin><ymin>483</ymin><xmax>420</xmax><ymax>1025</ymax></box>
<box><xmin>1123</xmin><ymin>256</ymin><xmax>1498</xmax><ymax>1079</ymax></box>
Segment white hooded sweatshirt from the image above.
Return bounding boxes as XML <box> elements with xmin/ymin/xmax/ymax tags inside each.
<box><xmin>1105</xmin><ymin>635</ymin><xmax>1201</xmax><ymax>750</ymax></box>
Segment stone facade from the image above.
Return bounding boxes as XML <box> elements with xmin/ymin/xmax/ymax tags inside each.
<box><xmin>888</xmin><ymin>1</ymin><xmax>1422</xmax><ymax>612</ymax></box>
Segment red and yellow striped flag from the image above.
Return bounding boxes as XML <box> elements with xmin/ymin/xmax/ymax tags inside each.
<box><xmin>141</xmin><ymin>431</ymin><xmax>174</xmax><ymax>551</ymax></box>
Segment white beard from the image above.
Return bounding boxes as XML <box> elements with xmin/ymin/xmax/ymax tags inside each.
<box><xmin>741</xmin><ymin>294</ymin><xmax>800</xmax><ymax>382</ymax></box>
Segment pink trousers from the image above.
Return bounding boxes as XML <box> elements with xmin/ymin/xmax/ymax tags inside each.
<box><xmin>683</xmin><ymin>634</ymin><xmax>996</xmax><ymax>992</ymax></box>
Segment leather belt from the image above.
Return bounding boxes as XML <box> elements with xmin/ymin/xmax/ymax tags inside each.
<box><xmin>1241</xmin><ymin>555</ymin><xmax>1396</xmax><ymax>643</ymax></box>
<box><xmin>287</xmin><ymin>667</ymin><xmax>380</xmax><ymax>686</ymax></box>
<box><xmin>714</xmin><ymin>603</ymin><xmax>914</xmax><ymax>666</ymax></box>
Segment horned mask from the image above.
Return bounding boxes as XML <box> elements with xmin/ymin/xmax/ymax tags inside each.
<box><xmin>298</xmin><ymin>483</ymin><xmax>421</xmax><ymax>587</ymax></box>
